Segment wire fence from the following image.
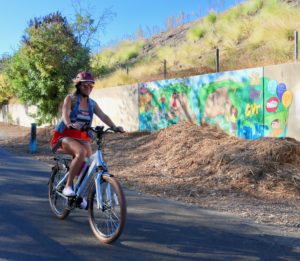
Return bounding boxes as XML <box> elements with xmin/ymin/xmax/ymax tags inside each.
<box><xmin>96</xmin><ymin>31</ymin><xmax>299</xmax><ymax>85</ymax></box>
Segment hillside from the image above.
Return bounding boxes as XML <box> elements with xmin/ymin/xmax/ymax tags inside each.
<box><xmin>93</xmin><ymin>0</ymin><xmax>300</xmax><ymax>88</ymax></box>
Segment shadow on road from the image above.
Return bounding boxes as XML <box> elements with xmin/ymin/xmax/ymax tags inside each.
<box><xmin>0</xmin><ymin>150</ymin><xmax>299</xmax><ymax>260</ymax></box>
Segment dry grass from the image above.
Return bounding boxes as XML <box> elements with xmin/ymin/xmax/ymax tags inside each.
<box><xmin>93</xmin><ymin>0</ymin><xmax>300</xmax><ymax>88</ymax></box>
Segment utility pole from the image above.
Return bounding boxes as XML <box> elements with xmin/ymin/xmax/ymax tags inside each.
<box><xmin>216</xmin><ymin>48</ymin><xmax>220</xmax><ymax>72</ymax></box>
<box><xmin>295</xmin><ymin>31</ymin><xmax>298</xmax><ymax>62</ymax></box>
<box><xmin>163</xmin><ymin>59</ymin><xmax>167</xmax><ymax>79</ymax></box>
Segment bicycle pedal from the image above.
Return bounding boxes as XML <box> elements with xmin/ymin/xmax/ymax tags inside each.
<box><xmin>67</xmin><ymin>196</ymin><xmax>76</xmax><ymax>208</ymax></box>
<box><xmin>75</xmin><ymin>197</ymin><xmax>83</xmax><ymax>207</ymax></box>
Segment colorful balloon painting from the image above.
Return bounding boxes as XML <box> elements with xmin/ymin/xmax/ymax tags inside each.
<box><xmin>282</xmin><ymin>90</ymin><xmax>293</xmax><ymax>108</ymax></box>
<box><xmin>276</xmin><ymin>83</ymin><xmax>287</xmax><ymax>101</ymax></box>
<box><xmin>266</xmin><ymin>97</ymin><xmax>279</xmax><ymax>113</ymax></box>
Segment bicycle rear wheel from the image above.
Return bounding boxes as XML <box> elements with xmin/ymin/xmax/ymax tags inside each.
<box><xmin>48</xmin><ymin>166</ymin><xmax>70</xmax><ymax>219</ymax></box>
<box><xmin>88</xmin><ymin>174</ymin><xmax>126</xmax><ymax>244</ymax></box>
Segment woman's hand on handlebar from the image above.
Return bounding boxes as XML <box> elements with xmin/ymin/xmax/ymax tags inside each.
<box><xmin>67</xmin><ymin>122</ymin><xmax>83</xmax><ymax>130</ymax></box>
<box><xmin>112</xmin><ymin>126</ymin><xmax>125</xmax><ymax>133</ymax></box>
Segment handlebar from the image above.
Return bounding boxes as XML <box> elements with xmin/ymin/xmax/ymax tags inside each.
<box><xmin>88</xmin><ymin>126</ymin><xmax>121</xmax><ymax>134</ymax></box>
<box><xmin>68</xmin><ymin>123</ymin><xmax>123</xmax><ymax>136</ymax></box>
<box><xmin>88</xmin><ymin>126</ymin><xmax>123</xmax><ymax>147</ymax></box>
<box><xmin>88</xmin><ymin>125</ymin><xmax>123</xmax><ymax>134</ymax></box>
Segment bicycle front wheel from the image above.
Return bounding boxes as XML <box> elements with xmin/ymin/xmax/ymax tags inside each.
<box><xmin>48</xmin><ymin>166</ymin><xmax>70</xmax><ymax>219</ymax></box>
<box><xmin>88</xmin><ymin>174</ymin><xmax>127</xmax><ymax>244</ymax></box>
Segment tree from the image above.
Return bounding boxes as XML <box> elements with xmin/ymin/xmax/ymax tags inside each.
<box><xmin>0</xmin><ymin>74</ymin><xmax>12</xmax><ymax>104</ymax></box>
<box><xmin>0</xmin><ymin>55</ymin><xmax>12</xmax><ymax>103</ymax></box>
<box><xmin>70</xmin><ymin>0</ymin><xmax>115</xmax><ymax>50</ymax></box>
<box><xmin>0</xmin><ymin>54</ymin><xmax>10</xmax><ymax>72</ymax></box>
<box><xmin>5</xmin><ymin>12</ymin><xmax>90</xmax><ymax>124</ymax></box>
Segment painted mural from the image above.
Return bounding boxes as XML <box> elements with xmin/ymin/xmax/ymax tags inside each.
<box><xmin>197</xmin><ymin>69</ymin><xmax>264</xmax><ymax>139</ymax></box>
<box><xmin>139</xmin><ymin>79</ymin><xmax>197</xmax><ymax>131</ymax></box>
<box><xmin>139</xmin><ymin>68</ymin><xmax>293</xmax><ymax>139</ymax></box>
<box><xmin>263</xmin><ymin>79</ymin><xmax>293</xmax><ymax>138</ymax></box>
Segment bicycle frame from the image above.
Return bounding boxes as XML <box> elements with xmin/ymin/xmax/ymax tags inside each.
<box><xmin>49</xmin><ymin>126</ymin><xmax>126</xmax><ymax>244</ymax></box>
<box><xmin>78</xmin><ymin>147</ymin><xmax>111</xmax><ymax>210</ymax></box>
<box><xmin>55</xmin><ymin>146</ymin><xmax>112</xmax><ymax>210</ymax></box>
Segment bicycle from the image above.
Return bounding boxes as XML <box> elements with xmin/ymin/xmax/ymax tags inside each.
<box><xmin>48</xmin><ymin>126</ymin><xmax>127</xmax><ymax>244</ymax></box>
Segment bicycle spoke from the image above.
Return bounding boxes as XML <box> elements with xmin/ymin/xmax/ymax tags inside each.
<box><xmin>90</xmin><ymin>182</ymin><xmax>123</xmax><ymax>237</ymax></box>
<box><xmin>49</xmin><ymin>168</ymin><xmax>70</xmax><ymax>219</ymax></box>
<box><xmin>88</xmin><ymin>174</ymin><xmax>126</xmax><ymax>244</ymax></box>
<box><xmin>109</xmin><ymin>215</ymin><xmax>119</xmax><ymax>231</ymax></box>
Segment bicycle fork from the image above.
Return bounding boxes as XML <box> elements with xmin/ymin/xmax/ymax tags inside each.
<box><xmin>95</xmin><ymin>172</ymin><xmax>115</xmax><ymax>210</ymax></box>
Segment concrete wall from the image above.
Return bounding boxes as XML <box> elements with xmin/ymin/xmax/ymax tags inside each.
<box><xmin>90</xmin><ymin>84</ymin><xmax>139</xmax><ymax>132</ymax></box>
<box><xmin>0</xmin><ymin>84</ymin><xmax>139</xmax><ymax>131</ymax></box>
<box><xmin>1</xmin><ymin>62</ymin><xmax>300</xmax><ymax>140</ymax></box>
<box><xmin>139</xmin><ymin>62</ymin><xmax>300</xmax><ymax>140</ymax></box>
<box><xmin>264</xmin><ymin>63</ymin><xmax>300</xmax><ymax>140</ymax></box>
<box><xmin>0</xmin><ymin>102</ymin><xmax>36</xmax><ymax>127</ymax></box>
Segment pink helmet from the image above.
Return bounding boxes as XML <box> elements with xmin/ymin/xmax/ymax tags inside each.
<box><xmin>73</xmin><ymin>71</ymin><xmax>95</xmax><ymax>86</ymax></box>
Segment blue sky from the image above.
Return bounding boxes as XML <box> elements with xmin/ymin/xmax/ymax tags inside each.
<box><xmin>0</xmin><ymin>0</ymin><xmax>242</xmax><ymax>56</ymax></box>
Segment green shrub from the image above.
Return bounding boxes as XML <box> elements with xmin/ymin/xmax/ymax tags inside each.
<box><xmin>115</xmin><ymin>41</ymin><xmax>144</xmax><ymax>63</ymax></box>
<box><xmin>206</xmin><ymin>11</ymin><xmax>217</xmax><ymax>24</ymax></box>
<box><xmin>91</xmin><ymin>40</ymin><xmax>144</xmax><ymax>77</ymax></box>
<box><xmin>186</xmin><ymin>25</ymin><xmax>206</xmax><ymax>41</ymax></box>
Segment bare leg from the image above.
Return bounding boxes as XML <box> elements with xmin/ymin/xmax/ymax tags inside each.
<box><xmin>82</xmin><ymin>142</ymin><xmax>93</xmax><ymax>157</ymax></box>
<box><xmin>61</xmin><ymin>138</ymin><xmax>88</xmax><ymax>187</ymax></box>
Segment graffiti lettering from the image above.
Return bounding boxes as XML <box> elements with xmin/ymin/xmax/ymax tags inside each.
<box><xmin>237</xmin><ymin>120</ymin><xmax>268</xmax><ymax>139</ymax></box>
<box><xmin>245</xmin><ymin>104</ymin><xmax>261</xmax><ymax>117</ymax></box>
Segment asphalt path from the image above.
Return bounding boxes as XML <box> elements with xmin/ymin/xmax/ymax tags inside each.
<box><xmin>0</xmin><ymin>148</ymin><xmax>300</xmax><ymax>261</ymax></box>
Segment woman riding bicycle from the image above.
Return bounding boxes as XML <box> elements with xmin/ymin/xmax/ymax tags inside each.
<box><xmin>50</xmin><ymin>71</ymin><xmax>124</xmax><ymax>198</ymax></box>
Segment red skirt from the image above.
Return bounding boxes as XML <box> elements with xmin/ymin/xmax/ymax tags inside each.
<box><xmin>50</xmin><ymin>128</ymin><xmax>91</xmax><ymax>149</ymax></box>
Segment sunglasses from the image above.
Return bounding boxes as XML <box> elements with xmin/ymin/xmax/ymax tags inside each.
<box><xmin>81</xmin><ymin>82</ymin><xmax>94</xmax><ymax>89</ymax></box>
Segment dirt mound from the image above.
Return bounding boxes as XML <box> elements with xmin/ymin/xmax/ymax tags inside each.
<box><xmin>2</xmin><ymin>121</ymin><xmax>300</xmax><ymax>202</ymax></box>
<box><xmin>54</xmin><ymin>121</ymin><xmax>300</xmax><ymax>204</ymax></box>
<box><xmin>21</xmin><ymin>125</ymin><xmax>54</xmax><ymax>142</ymax></box>
<box><xmin>107</xmin><ymin>122</ymin><xmax>300</xmax><ymax>203</ymax></box>
<box><xmin>1</xmin><ymin>121</ymin><xmax>300</xmax><ymax>228</ymax></box>
<box><xmin>0</xmin><ymin>122</ymin><xmax>29</xmax><ymax>139</ymax></box>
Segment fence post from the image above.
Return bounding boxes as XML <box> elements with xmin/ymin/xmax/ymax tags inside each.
<box><xmin>163</xmin><ymin>59</ymin><xmax>167</xmax><ymax>79</ymax></box>
<box><xmin>29</xmin><ymin>123</ymin><xmax>37</xmax><ymax>153</ymax></box>
<box><xmin>295</xmin><ymin>31</ymin><xmax>298</xmax><ymax>62</ymax></box>
<box><xmin>216</xmin><ymin>48</ymin><xmax>220</xmax><ymax>72</ymax></box>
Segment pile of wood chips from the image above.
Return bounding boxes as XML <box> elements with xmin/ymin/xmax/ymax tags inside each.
<box><xmin>2</xmin><ymin>121</ymin><xmax>300</xmax><ymax>205</ymax></box>
<box><xmin>104</xmin><ymin>121</ymin><xmax>300</xmax><ymax>203</ymax></box>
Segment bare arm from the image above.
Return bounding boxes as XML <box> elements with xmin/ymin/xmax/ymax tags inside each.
<box><xmin>94</xmin><ymin>102</ymin><xmax>117</xmax><ymax>128</ymax></box>
<box><xmin>62</xmin><ymin>95</ymin><xmax>72</xmax><ymax>127</ymax></box>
